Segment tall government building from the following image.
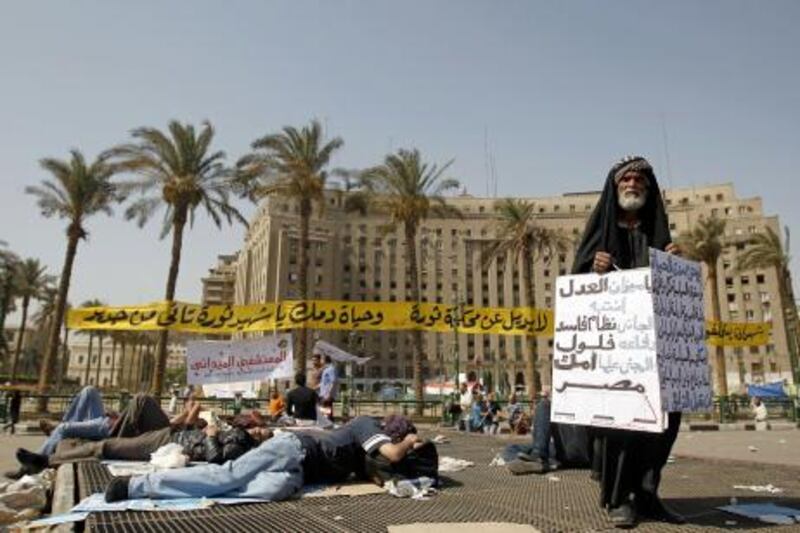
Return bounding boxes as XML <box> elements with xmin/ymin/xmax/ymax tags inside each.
<box><xmin>203</xmin><ymin>183</ymin><xmax>796</xmax><ymax>395</ymax></box>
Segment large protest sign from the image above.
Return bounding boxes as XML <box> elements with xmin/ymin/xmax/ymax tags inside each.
<box><xmin>186</xmin><ymin>334</ymin><xmax>294</xmax><ymax>385</ymax></box>
<box><xmin>552</xmin><ymin>267</ymin><xmax>665</xmax><ymax>432</ymax></box>
<box><xmin>66</xmin><ymin>300</ymin><xmax>553</xmax><ymax>337</ymax></box>
<box><xmin>67</xmin><ymin>298</ymin><xmax>767</xmax><ymax>345</ymax></box>
<box><xmin>650</xmin><ymin>249</ymin><xmax>713</xmax><ymax>412</ymax></box>
<box><xmin>551</xmin><ymin>249</ymin><xmax>712</xmax><ymax>433</ymax></box>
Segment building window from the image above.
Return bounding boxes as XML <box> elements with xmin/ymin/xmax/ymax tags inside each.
<box><xmin>756</xmin><ymin>274</ymin><xmax>765</xmax><ymax>284</ymax></box>
<box><xmin>740</xmin><ymin>276</ymin><xmax>749</xmax><ymax>285</ymax></box>
<box><xmin>727</xmin><ymin>294</ymin><xmax>735</xmax><ymax>303</ymax></box>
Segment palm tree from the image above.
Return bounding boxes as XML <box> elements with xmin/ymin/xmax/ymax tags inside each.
<box><xmin>483</xmin><ymin>198</ymin><xmax>570</xmax><ymax>399</ymax></box>
<box><xmin>736</xmin><ymin>226</ymin><xmax>799</xmax><ymax>384</ymax></box>
<box><xmin>105</xmin><ymin>120</ymin><xmax>247</xmax><ymax>396</ymax></box>
<box><xmin>237</xmin><ymin>120</ymin><xmax>344</xmax><ymax>374</ymax></box>
<box><xmin>26</xmin><ymin>150</ymin><xmax>121</xmax><ymax>410</ymax></box>
<box><xmin>0</xmin><ymin>246</ymin><xmax>19</xmax><ymax>359</ymax></box>
<box><xmin>79</xmin><ymin>299</ymin><xmax>104</xmax><ymax>386</ymax></box>
<box><xmin>359</xmin><ymin>148</ymin><xmax>460</xmax><ymax>414</ymax></box>
<box><xmin>678</xmin><ymin>215</ymin><xmax>728</xmax><ymax>396</ymax></box>
<box><xmin>10</xmin><ymin>259</ymin><xmax>53</xmax><ymax>381</ymax></box>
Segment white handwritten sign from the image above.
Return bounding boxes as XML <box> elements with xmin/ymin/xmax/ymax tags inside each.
<box><xmin>186</xmin><ymin>334</ymin><xmax>294</xmax><ymax>385</ymax></box>
<box><xmin>650</xmin><ymin>249</ymin><xmax>712</xmax><ymax>412</ymax></box>
<box><xmin>552</xmin><ymin>250</ymin><xmax>711</xmax><ymax>433</ymax></box>
<box><xmin>552</xmin><ymin>268</ymin><xmax>665</xmax><ymax>432</ymax></box>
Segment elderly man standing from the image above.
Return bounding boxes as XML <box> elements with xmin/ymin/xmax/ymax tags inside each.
<box><xmin>571</xmin><ymin>156</ymin><xmax>685</xmax><ymax>528</ymax></box>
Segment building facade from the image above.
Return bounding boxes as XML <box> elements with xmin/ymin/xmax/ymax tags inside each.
<box><xmin>230</xmin><ymin>183</ymin><xmax>795</xmax><ymax>395</ymax></box>
<box><xmin>201</xmin><ymin>253</ymin><xmax>239</xmax><ymax>306</ymax></box>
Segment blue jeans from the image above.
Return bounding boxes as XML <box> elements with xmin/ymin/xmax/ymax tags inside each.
<box><xmin>128</xmin><ymin>432</ymin><xmax>305</xmax><ymax>500</ymax></box>
<box><xmin>39</xmin><ymin>417</ymin><xmax>110</xmax><ymax>456</ymax></box>
<box><xmin>531</xmin><ymin>398</ymin><xmax>551</xmax><ymax>462</ymax></box>
<box><xmin>61</xmin><ymin>386</ymin><xmax>105</xmax><ymax>423</ymax></box>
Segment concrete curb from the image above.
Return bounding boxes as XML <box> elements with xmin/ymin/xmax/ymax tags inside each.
<box><xmin>51</xmin><ymin>463</ymin><xmax>76</xmax><ymax>533</ymax></box>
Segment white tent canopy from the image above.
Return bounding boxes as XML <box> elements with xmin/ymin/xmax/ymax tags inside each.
<box><xmin>312</xmin><ymin>340</ymin><xmax>371</xmax><ymax>365</ymax></box>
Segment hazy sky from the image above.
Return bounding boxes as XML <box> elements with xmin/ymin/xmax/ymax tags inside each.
<box><xmin>2</xmin><ymin>1</ymin><xmax>799</xmax><ymax>322</ymax></box>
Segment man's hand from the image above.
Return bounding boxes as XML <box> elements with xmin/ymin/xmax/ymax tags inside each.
<box><xmin>593</xmin><ymin>251</ymin><xmax>613</xmax><ymax>273</ymax></box>
<box><xmin>204</xmin><ymin>425</ymin><xmax>219</xmax><ymax>438</ymax></box>
<box><xmin>665</xmin><ymin>243</ymin><xmax>681</xmax><ymax>256</ymax></box>
<box><xmin>403</xmin><ymin>433</ymin><xmax>420</xmax><ymax>447</ymax></box>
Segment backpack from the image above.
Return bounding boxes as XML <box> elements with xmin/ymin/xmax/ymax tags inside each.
<box><xmin>364</xmin><ymin>440</ymin><xmax>439</xmax><ymax>486</ymax></box>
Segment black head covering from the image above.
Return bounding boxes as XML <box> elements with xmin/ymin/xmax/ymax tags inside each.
<box><xmin>571</xmin><ymin>156</ymin><xmax>672</xmax><ymax>274</ymax></box>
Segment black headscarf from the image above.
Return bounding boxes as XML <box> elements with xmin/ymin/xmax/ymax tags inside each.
<box><xmin>572</xmin><ymin>156</ymin><xmax>672</xmax><ymax>274</ymax></box>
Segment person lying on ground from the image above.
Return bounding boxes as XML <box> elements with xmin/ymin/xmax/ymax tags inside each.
<box><xmin>16</xmin><ymin>420</ymin><xmax>273</xmax><ymax>474</ymax></box>
<box><xmin>5</xmin><ymin>386</ymin><xmax>117</xmax><ymax>479</ymax></box>
<box><xmin>103</xmin><ymin>414</ymin><xmax>424</xmax><ymax>503</ymax></box>
<box><xmin>10</xmin><ymin>392</ymin><xmax>207</xmax><ymax>478</ymax></box>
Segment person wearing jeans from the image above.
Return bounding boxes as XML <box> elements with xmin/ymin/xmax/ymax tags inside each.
<box><xmin>105</xmin><ymin>415</ymin><xmax>422</xmax><ymax>503</ymax></box>
<box><xmin>38</xmin><ymin>386</ymin><xmax>113</xmax><ymax>456</ymax></box>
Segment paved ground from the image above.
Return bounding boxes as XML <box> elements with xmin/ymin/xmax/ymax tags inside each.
<box><xmin>672</xmin><ymin>429</ymin><xmax>800</xmax><ymax>467</ymax></box>
<box><xmin>5</xmin><ymin>429</ymin><xmax>800</xmax><ymax>531</ymax></box>
<box><xmin>0</xmin><ymin>433</ymin><xmax>44</xmax><ymax>475</ymax></box>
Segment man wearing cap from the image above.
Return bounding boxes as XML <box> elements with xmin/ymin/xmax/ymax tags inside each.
<box><xmin>571</xmin><ymin>156</ymin><xmax>684</xmax><ymax>528</ymax></box>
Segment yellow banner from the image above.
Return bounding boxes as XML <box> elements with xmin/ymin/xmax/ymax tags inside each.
<box><xmin>706</xmin><ymin>320</ymin><xmax>772</xmax><ymax>347</ymax></box>
<box><xmin>66</xmin><ymin>300</ymin><xmax>771</xmax><ymax>346</ymax></box>
<box><xmin>66</xmin><ymin>300</ymin><xmax>554</xmax><ymax>337</ymax></box>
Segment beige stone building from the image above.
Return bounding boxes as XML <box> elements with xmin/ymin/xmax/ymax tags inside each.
<box><xmin>201</xmin><ymin>253</ymin><xmax>238</xmax><ymax>306</ymax></box>
<box><xmin>228</xmin><ymin>183</ymin><xmax>795</xmax><ymax>395</ymax></box>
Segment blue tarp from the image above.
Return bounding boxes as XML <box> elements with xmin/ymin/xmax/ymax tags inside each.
<box><xmin>747</xmin><ymin>382</ymin><xmax>787</xmax><ymax>398</ymax></box>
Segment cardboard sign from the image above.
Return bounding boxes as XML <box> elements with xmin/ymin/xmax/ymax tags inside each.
<box><xmin>186</xmin><ymin>334</ymin><xmax>294</xmax><ymax>385</ymax></box>
<box><xmin>650</xmin><ymin>249</ymin><xmax>712</xmax><ymax>412</ymax></box>
<box><xmin>551</xmin><ymin>249</ymin><xmax>711</xmax><ymax>433</ymax></box>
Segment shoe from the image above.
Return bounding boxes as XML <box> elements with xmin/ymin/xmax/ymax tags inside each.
<box><xmin>105</xmin><ymin>476</ymin><xmax>131</xmax><ymax>503</ymax></box>
<box><xmin>608</xmin><ymin>503</ymin><xmax>637</xmax><ymax>529</ymax></box>
<box><xmin>507</xmin><ymin>459</ymin><xmax>550</xmax><ymax>476</ymax></box>
<box><xmin>3</xmin><ymin>466</ymin><xmax>31</xmax><ymax>480</ymax></box>
<box><xmin>640</xmin><ymin>497</ymin><xmax>686</xmax><ymax>524</ymax></box>
<box><xmin>39</xmin><ymin>419</ymin><xmax>56</xmax><ymax>436</ymax></box>
<box><xmin>15</xmin><ymin>448</ymin><xmax>48</xmax><ymax>474</ymax></box>
<box><xmin>516</xmin><ymin>452</ymin><xmax>535</xmax><ymax>462</ymax></box>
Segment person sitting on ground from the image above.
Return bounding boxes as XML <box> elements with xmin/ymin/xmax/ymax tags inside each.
<box><xmin>268</xmin><ymin>390</ymin><xmax>285</xmax><ymax>421</ymax></box>
<box><xmin>17</xmin><ymin>416</ymin><xmax>272</xmax><ymax>474</ymax></box>
<box><xmin>286</xmin><ymin>372</ymin><xmax>319</xmax><ymax>423</ymax></box>
<box><xmin>480</xmin><ymin>392</ymin><xmax>501</xmax><ymax>435</ymax></box>
<box><xmin>103</xmin><ymin>414</ymin><xmax>424</xmax><ymax>503</ymax></box>
<box><xmin>505</xmin><ymin>394</ymin><xmax>525</xmax><ymax>434</ymax></box>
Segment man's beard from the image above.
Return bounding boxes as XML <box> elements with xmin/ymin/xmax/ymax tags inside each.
<box><xmin>618</xmin><ymin>191</ymin><xmax>647</xmax><ymax>212</ymax></box>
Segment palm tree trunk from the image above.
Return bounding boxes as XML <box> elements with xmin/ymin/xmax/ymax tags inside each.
<box><xmin>777</xmin><ymin>268</ymin><xmax>799</xmax><ymax>385</ymax></box>
<box><xmin>0</xmin><ymin>275</ymin><xmax>14</xmax><ymax>358</ymax></box>
<box><xmin>109</xmin><ymin>337</ymin><xmax>117</xmax><ymax>389</ymax></box>
<box><xmin>296</xmin><ymin>198</ymin><xmax>311</xmax><ymax>376</ymax></box>
<box><xmin>405</xmin><ymin>223</ymin><xmax>425</xmax><ymax>416</ymax></box>
<box><xmin>56</xmin><ymin>326</ymin><xmax>69</xmax><ymax>393</ymax></box>
<box><xmin>522</xmin><ymin>247</ymin><xmax>539</xmax><ymax>400</ymax></box>
<box><xmin>708</xmin><ymin>263</ymin><xmax>728</xmax><ymax>396</ymax></box>
<box><xmin>84</xmin><ymin>333</ymin><xmax>93</xmax><ymax>385</ymax></box>
<box><xmin>38</xmin><ymin>233</ymin><xmax>80</xmax><ymax>412</ymax></box>
<box><xmin>152</xmin><ymin>212</ymin><xmax>187</xmax><ymax>397</ymax></box>
<box><xmin>95</xmin><ymin>332</ymin><xmax>104</xmax><ymax>388</ymax></box>
<box><xmin>10</xmin><ymin>295</ymin><xmax>30</xmax><ymax>382</ymax></box>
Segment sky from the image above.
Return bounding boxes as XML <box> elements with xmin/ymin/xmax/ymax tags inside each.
<box><xmin>1</xmin><ymin>0</ymin><xmax>799</xmax><ymax>323</ymax></box>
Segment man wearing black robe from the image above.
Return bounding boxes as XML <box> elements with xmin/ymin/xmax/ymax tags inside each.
<box><xmin>572</xmin><ymin>155</ymin><xmax>685</xmax><ymax>528</ymax></box>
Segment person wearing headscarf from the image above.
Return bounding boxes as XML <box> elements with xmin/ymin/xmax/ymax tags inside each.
<box><xmin>571</xmin><ymin>155</ymin><xmax>685</xmax><ymax>528</ymax></box>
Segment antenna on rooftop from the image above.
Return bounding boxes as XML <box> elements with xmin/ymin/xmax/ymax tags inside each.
<box><xmin>484</xmin><ymin>126</ymin><xmax>490</xmax><ymax>197</ymax></box>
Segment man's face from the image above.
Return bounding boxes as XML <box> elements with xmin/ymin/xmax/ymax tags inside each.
<box><xmin>312</xmin><ymin>356</ymin><xmax>321</xmax><ymax>368</ymax></box>
<box><xmin>617</xmin><ymin>171</ymin><xmax>648</xmax><ymax>212</ymax></box>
